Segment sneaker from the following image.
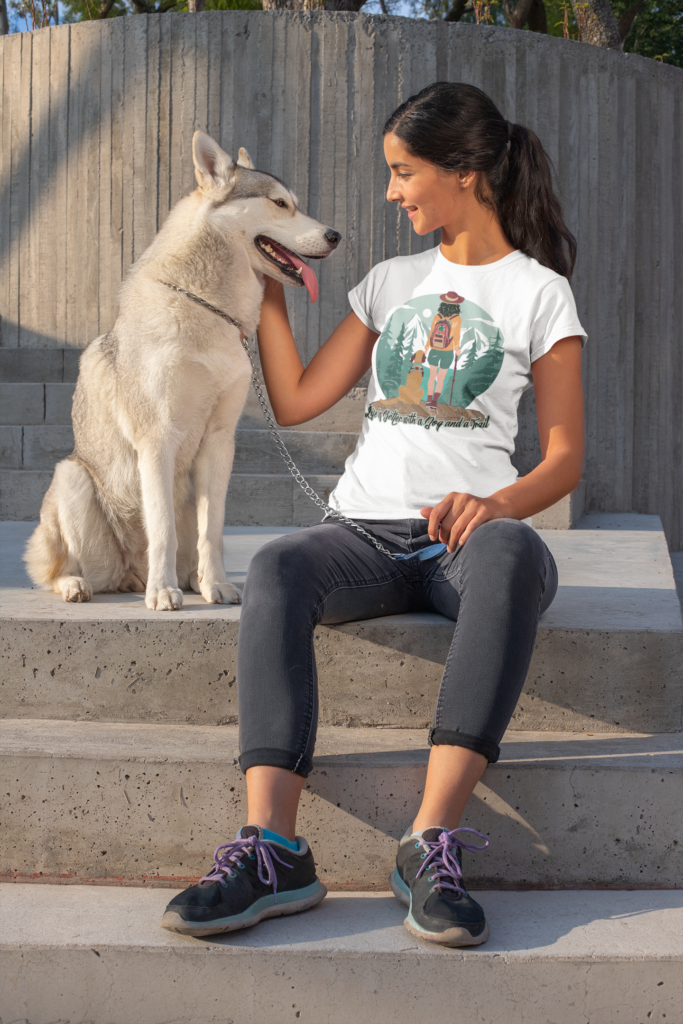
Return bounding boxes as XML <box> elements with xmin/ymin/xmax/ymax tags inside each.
<box><xmin>390</xmin><ymin>826</ymin><xmax>490</xmax><ymax>947</ymax></box>
<box><xmin>160</xmin><ymin>825</ymin><xmax>327</xmax><ymax>937</ymax></box>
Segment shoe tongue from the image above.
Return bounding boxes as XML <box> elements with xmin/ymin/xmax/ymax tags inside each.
<box><xmin>238</xmin><ymin>824</ymin><xmax>262</xmax><ymax>839</ymax></box>
<box><xmin>420</xmin><ymin>827</ymin><xmax>445</xmax><ymax>842</ymax></box>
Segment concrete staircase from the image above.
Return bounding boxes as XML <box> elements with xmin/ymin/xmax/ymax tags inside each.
<box><xmin>1</xmin><ymin>349</ymin><xmax>683</xmax><ymax>1023</ymax></box>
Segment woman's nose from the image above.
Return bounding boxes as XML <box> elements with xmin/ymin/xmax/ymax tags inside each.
<box><xmin>386</xmin><ymin>179</ymin><xmax>402</xmax><ymax>203</ymax></box>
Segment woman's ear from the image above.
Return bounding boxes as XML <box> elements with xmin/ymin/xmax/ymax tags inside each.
<box><xmin>192</xmin><ymin>132</ymin><xmax>236</xmax><ymax>195</ymax></box>
<box><xmin>458</xmin><ymin>169</ymin><xmax>478</xmax><ymax>191</ymax></box>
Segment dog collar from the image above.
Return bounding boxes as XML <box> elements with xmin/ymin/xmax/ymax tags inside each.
<box><xmin>157</xmin><ymin>280</ymin><xmax>245</xmax><ymax>336</ymax></box>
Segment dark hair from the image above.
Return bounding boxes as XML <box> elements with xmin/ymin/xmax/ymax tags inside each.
<box><xmin>438</xmin><ymin>301</ymin><xmax>461</xmax><ymax>317</ymax></box>
<box><xmin>384</xmin><ymin>82</ymin><xmax>577</xmax><ymax>279</ymax></box>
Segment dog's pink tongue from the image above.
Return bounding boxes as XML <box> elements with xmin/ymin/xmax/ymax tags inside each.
<box><xmin>287</xmin><ymin>252</ymin><xmax>318</xmax><ymax>303</ymax></box>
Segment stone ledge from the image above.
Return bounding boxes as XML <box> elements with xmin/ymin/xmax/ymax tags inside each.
<box><xmin>1</xmin><ymin>517</ymin><xmax>681</xmax><ymax>733</ymax></box>
<box><xmin>0</xmin><ymin>886</ymin><xmax>681</xmax><ymax>1024</ymax></box>
<box><xmin>2</xmin><ymin>721</ymin><xmax>682</xmax><ymax>889</ymax></box>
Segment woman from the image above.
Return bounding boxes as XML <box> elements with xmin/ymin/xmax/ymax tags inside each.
<box><xmin>161</xmin><ymin>82</ymin><xmax>585</xmax><ymax>947</ymax></box>
<box><xmin>424</xmin><ymin>290</ymin><xmax>463</xmax><ymax>408</ymax></box>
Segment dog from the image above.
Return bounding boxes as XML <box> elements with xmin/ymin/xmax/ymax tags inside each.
<box><xmin>25</xmin><ymin>131</ymin><xmax>340</xmax><ymax>611</ymax></box>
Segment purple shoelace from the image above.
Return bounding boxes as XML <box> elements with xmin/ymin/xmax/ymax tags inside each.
<box><xmin>199</xmin><ymin>835</ymin><xmax>292</xmax><ymax>904</ymax></box>
<box><xmin>415</xmin><ymin>827</ymin><xmax>490</xmax><ymax>897</ymax></box>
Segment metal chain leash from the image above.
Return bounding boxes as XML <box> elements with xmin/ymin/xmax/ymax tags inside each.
<box><xmin>158</xmin><ymin>280</ymin><xmax>397</xmax><ymax>561</ymax></box>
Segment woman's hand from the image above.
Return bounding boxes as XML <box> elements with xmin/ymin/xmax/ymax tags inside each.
<box><xmin>421</xmin><ymin>336</ymin><xmax>585</xmax><ymax>549</ymax></box>
<box><xmin>421</xmin><ymin>493</ymin><xmax>508</xmax><ymax>551</ymax></box>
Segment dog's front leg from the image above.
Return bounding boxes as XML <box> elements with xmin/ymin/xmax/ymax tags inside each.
<box><xmin>138</xmin><ymin>443</ymin><xmax>183</xmax><ymax>611</ymax></box>
<box><xmin>193</xmin><ymin>410</ymin><xmax>243</xmax><ymax>606</ymax></box>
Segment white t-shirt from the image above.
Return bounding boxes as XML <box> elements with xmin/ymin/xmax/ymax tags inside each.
<box><xmin>328</xmin><ymin>246</ymin><xmax>586</xmax><ymax>520</ymax></box>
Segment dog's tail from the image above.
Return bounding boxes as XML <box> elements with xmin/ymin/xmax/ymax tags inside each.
<box><xmin>23</xmin><ymin>460</ymin><xmax>82</xmax><ymax>588</ymax></box>
<box><xmin>24</xmin><ymin>510</ymin><xmax>67</xmax><ymax>589</ymax></box>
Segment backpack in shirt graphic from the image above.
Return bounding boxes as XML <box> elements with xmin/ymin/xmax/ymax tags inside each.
<box><xmin>429</xmin><ymin>319</ymin><xmax>452</xmax><ymax>350</ymax></box>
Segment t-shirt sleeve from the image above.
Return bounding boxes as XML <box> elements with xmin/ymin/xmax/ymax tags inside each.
<box><xmin>530</xmin><ymin>277</ymin><xmax>587</xmax><ymax>362</ymax></box>
<box><xmin>348</xmin><ymin>263</ymin><xmax>389</xmax><ymax>334</ymax></box>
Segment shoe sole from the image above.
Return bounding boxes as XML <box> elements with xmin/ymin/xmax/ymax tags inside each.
<box><xmin>160</xmin><ymin>880</ymin><xmax>327</xmax><ymax>937</ymax></box>
<box><xmin>389</xmin><ymin>868</ymin><xmax>489</xmax><ymax>948</ymax></box>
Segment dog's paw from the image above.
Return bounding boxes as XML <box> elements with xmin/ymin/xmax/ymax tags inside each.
<box><xmin>146</xmin><ymin>587</ymin><xmax>184</xmax><ymax>611</ymax></box>
<box><xmin>60</xmin><ymin>576</ymin><xmax>93</xmax><ymax>603</ymax></box>
<box><xmin>189</xmin><ymin>571</ymin><xmax>201</xmax><ymax>594</ymax></box>
<box><xmin>199</xmin><ymin>580</ymin><xmax>242</xmax><ymax>605</ymax></box>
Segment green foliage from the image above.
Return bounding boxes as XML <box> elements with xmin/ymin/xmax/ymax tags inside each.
<box><xmin>409</xmin><ymin>0</ymin><xmax>682</xmax><ymax>68</ymax></box>
<box><xmin>614</xmin><ymin>0</ymin><xmax>683</xmax><ymax>66</ymax></box>
<box><xmin>58</xmin><ymin>0</ymin><xmax>260</xmax><ymax>22</ymax></box>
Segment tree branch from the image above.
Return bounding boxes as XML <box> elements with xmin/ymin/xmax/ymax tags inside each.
<box><xmin>507</xmin><ymin>0</ymin><xmax>535</xmax><ymax>29</ymax></box>
<box><xmin>618</xmin><ymin>0</ymin><xmax>645</xmax><ymax>40</ymax></box>
<box><xmin>98</xmin><ymin>0</ymin><xmax>116</xmax><ymax>17</ymax></box>
<box><xmin>527</xmin><ymin>0</ymin><xmax>547</xmax><ymax>31</ymax></box>
<box><xmin>444</xmin><ymin>0</ymin><xmax>468</xmax><ymax>21</ymax></box>
<box><xmin>0</xmin><ymin>0</ymin><xmax>10</xmax><ymax>33</ymax></box>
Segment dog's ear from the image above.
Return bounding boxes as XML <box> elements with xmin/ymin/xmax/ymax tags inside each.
<box><xmin>192</xmin><ymin>132</ymin><xmax>236</xmax><ymax>195</ymax></box>
<box><xmin>236</xmin><ymin>147</ymin><xmax>255</xmax><ymax>170</ymax></box>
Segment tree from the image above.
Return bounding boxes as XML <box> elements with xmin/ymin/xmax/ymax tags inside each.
<box><xmin>383</xmin><ymin>322</ymin><xmax>409</xmax><ymax>393</ymax></box>
<box><xmin>1</xmin><ymin>0</ymin><xmax>9</xmax><ymax>33</ymax></box>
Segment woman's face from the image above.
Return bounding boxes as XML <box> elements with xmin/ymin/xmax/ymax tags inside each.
<box><xmin>383</xmin><ymin>132</ymin><xmax>475</xmax><ymax>237</ymax></box>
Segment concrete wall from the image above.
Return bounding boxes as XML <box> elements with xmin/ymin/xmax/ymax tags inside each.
<box><xmin>1</xmin><ymin>14</ymin><xmax>682</xmax><ymax>544</ymax></box>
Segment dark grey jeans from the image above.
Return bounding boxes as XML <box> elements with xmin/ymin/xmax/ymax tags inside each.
<box><xmin>237</xmin><ymin>517</ymin><xmax>557</xmax><ymax>777</ymax></box>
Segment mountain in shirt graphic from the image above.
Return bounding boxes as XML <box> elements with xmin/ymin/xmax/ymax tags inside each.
<box><xmin>371</xmin><ymin>292</ymin><xmax>504</xmax><ymax>427</ymax></box>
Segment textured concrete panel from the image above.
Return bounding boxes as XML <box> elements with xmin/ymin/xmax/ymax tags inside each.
<box><xmin>1</xmin><ymin>17</ymin><xmax>682</xmax><ymax>545</ymax></box>
<box><xmin>1</xmin><ymin>721</ymin><xmax>682</xmax><ymax>889</ymax></box>
<box><xmin>0</xmin><ymin>426</ymin><xmax>22</xmax><ymax>468</ymax></box>
<box><xmin>1</xmin><ymin>518</ymin><xmax>681</xmax><ymax>732</ymax></box>
<box><xmin>22</xmin><ymin>425</ymin><xmax>73</xmax><ymax>468</ymax></box>
<box><xmin>44</xmin><ymin>383</ymin><xmax>75</xmax><ymax>425</ymax></box>
<box><xmin>1</xmin><ymin>886</ymin><xmax>681</xmax><ymax>1024</ymax></box>
<box><xmin>0</xmin><ymin>469</ymin><xmax>51</xmax><ymax>520</ymax></box>
<box><xmin>233</xmin><ymin>429</ymin><xmax>357</xmax><ymax>474</ymax></box>
<box><xmin>0</xmin><ymin>383</ymin><xmax>44</xmax><ymax>425</ymax></box>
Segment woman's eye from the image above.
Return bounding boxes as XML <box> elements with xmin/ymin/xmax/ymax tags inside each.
<box><xmin>272</xmin><ymin>199</ymin><xmax>288</xmax><ymax>209</ymax></box>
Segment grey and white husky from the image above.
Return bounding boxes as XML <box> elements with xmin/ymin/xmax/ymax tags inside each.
<box><xmin>25</xmin><ymin>132</ymin><xmax>340</xmax><ymax>610</ymax></box>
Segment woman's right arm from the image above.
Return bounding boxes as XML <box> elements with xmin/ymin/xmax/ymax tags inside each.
<box><xmin>256</xmin><ymin>277</ymin><xmax>378</xmax><ymax>426</ymax></box>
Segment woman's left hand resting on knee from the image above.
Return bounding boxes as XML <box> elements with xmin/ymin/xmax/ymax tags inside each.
<box><xmin>422</xmin><ymin>335</ymin><xmax>584</xmax><ymax>550</ymax></box>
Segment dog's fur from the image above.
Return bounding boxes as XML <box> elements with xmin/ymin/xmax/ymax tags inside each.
<box><xmin>25</xmin><ymin>132</ymin><xmax>339</xmax><ymax>610</ymax></box>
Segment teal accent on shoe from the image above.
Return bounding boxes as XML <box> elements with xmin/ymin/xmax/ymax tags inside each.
<box><xmin>204</xmin><ymin>880</ymin><xmax>323</xmax><ymax>929</ymax></box>
<box><xmin>261</xmin><ymin>828</ymin><xmax>299</xmax><ymax>852</ymax></box>
<box><xmin>391</xmin><ymin>867</ymin><xmax>411</xmax><ymax>900</ymax></box>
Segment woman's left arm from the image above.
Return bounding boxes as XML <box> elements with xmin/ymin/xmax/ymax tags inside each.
<box><xmin>422</xmin><ymin>336</ymin><xmax>584</xmax><ymax>549</ymax></box>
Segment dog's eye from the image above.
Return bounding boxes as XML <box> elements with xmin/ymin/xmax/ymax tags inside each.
<box><xmin>272</xmin><ymin>199</ymin><xmax>288</xmax><ymax>209</ymax></box>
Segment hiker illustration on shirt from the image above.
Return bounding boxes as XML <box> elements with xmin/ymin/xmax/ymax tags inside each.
<box><xmin>424</xmin><ymin>291</ymin><xmax>463</xmax><ymax>409</ymax></box>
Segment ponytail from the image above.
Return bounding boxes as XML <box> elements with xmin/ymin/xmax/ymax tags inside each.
<box><xmin>384</xmin><ymin>83</ymin><xmax>577</xmax><ymax>279</ymax></box>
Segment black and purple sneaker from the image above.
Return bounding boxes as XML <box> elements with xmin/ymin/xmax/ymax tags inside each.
<box><xmin>390</xmin><ymin>826</ymin><xmax>490</xmax><ymax>947</ymax></box>
<box><xmin>160</xmin><ymin>826</ymin><xmax>326</xmax><ymax>937</ymax></box>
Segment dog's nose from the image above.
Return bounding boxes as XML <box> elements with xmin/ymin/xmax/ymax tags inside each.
<box><xmin>325</xmin><ymin>229</ymin><xmax>342</xmax><ymax>247</ymax></box>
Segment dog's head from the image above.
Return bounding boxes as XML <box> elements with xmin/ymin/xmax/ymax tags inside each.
<box><xmin>192</xmin><ymin>132</ymin><xmax>341</xmax><ymax>303</ymax></box>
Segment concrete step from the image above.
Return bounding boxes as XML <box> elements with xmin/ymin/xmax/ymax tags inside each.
<box><xmin>0</xmin><ymin>347</ymin><xmax>82</xmax><ymax>383</ymax></box>
<box><xmin>0</xmin><ymin>424</ymin><xmax>357</xmax><ymax>474</ymax></box>
<box><xmin>2</xmin><ymin>515</ymin><xmax>681</xmax><ymax>734</ymax></box>
<box><xmin>0</xmin><ymin>382</ymin><xmax>75</xmax><ymax>426</ymax></box>
<box><xmin>0</xmin><ymin>468</ymin><xmax>343</xmax><ymax>523</ymax></box>
<box><xmin>1</xmin><ymin>885</ymin><xmax>681</xmax><ymax>1024</ymax></box>
<box><xmin>2</xmin><ymin>719</ymin><xmax>682</xmax><ymax>889</ymax></box>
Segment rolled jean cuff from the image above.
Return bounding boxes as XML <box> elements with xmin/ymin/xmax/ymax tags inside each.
<box><xmin>429</xmin><ymin>728</ymin><xmax>500</xmax><ymax>764</ymax></box>
<box><xmin>238</xmin><ymin>747</ymin><xmax>313</xmax><ymax>778</ymax></box>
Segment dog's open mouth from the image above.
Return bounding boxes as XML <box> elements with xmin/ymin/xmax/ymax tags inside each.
<box><xmin>256</xmin><ymin>235</ymin><xmax>319</xmax><ymax>303</ymax></box>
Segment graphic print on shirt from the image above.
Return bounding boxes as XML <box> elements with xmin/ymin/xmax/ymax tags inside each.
<box><xmin>368</xmin><ymin>290</ymin><xmax>504</xmax><ymax>430</ymax></box>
